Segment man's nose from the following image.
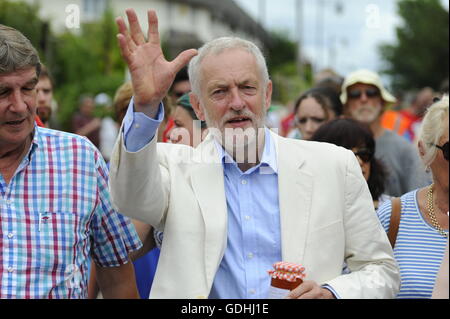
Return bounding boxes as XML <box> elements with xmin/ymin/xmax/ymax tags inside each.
<box><xmin>359</xmin><ymin>91</ymin><xmax>370</xmax><ymax>102</ymax></box>
<box><xmin>229</xmin><ymin>88</ymin><xmax>245</xmax><ymax>111</ymax></box>
<box><xmin>10</xmin><ymin>90</ymin><xmax>28</xmax><ymax>112</ymax></box>
<box><xmin>36</xmin><ymin>91</ymin><xmax>45</xmax><ymax>105</ymax></box>
<box><xmin>305</xmin><ymin>119</ymin><xmax>316</xmax><ymax>132</ymax></box>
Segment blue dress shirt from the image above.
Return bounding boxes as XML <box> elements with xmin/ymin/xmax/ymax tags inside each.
<box><xmin>208</xmin><ymin>129</ymin><xmax>282</xmax><ymax>299</ymax></box>
<box><xmin>123</xmin><ymin>97</ymin><xmax>164</xmax><ymax>152</ymax></box>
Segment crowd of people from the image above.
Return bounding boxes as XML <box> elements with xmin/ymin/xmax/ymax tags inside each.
<box><xmin>0</xmin><ymin>8</ymin><xmax>448</xmax><ymax>300</ymax></box>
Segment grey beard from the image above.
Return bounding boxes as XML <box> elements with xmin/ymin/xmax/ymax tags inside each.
<box><xmin>203</xmin><ymin>110</ymin><xmax>266</xmax><ymax>164</ymax></box>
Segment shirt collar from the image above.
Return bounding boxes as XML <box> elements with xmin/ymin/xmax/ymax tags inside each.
<box><xmin>11</xmin><ymin>125</ymin><xmax>39</xmax><ymax>174</ymax></box>
<box><xmin>25</xmin><ymin>125</ymin><xmax>40</xmax><ymax>162</ymax></box>
<box><xmin>213</xmin><ymin>127</ymin><xmax>278</xmax><ymax>174</ymax></box>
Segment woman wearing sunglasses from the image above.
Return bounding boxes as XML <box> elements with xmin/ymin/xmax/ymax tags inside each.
<box><xmin>376</xmin><ymin>95</ymin><xmax>448</xmax><ymax>298</ymax></box>
<box><xmin>311</xmin><ymin>118</ymin><xmax>389</xmax><ymax>210</ymax></box>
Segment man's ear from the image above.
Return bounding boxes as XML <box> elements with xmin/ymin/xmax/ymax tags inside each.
<box><xmin>265</xmin><ymin>80</ymin><xmax>273</xmax><ymax>112</ymax></box>
<box><xmin>190</xmin><ymin>93</ymin><xmax>205</xmax><ymax>121</ymax></box>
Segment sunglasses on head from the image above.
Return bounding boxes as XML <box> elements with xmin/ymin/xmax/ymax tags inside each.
<box><xmin>348</xmin><ymin>88</ymin><xmax>380</xmax><ymax>100</ymax></box>
<box><xmin>434</xmin><ymin>141</ymin><xmax>449</xmax><ymax>161</ymax></box>
<box><xmin>353</xmin><ymin>149</ymin><xmax>374</xmax><ymax>163</ymax></box>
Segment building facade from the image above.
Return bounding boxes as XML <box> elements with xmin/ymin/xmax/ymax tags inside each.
<box><xmin>20</xmin><ymin>0</ymin><xmax>269</xmax><ymax>54</ymax></box>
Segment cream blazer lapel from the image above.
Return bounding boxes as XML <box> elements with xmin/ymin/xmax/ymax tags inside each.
<box><xmin>190</xmin><ymin>135</ymin><xmax>228</xmax><ymax>288</ymax></box>
<box><xmin>273</xmin><ymin>132</ymin><xmax>314</xmax><ymax>264</ymax></box>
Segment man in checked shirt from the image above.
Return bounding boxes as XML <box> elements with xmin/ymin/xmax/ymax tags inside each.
<box><xmin>0</xmin><ymin>24</ymin><xmax>142</xmax><ymax>298</ymax></box>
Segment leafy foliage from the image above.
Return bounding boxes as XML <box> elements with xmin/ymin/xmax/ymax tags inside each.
<box><xmin>379</xmin><ymin>0</ymin><xmax>449</xmax><ymax>92</ymax></box>
<box><xmin>49</xmin><ymin>8</ymin><xmax>126</xmax><ymax>129</ymax></box>
<box><xmin>1</xmin><ymin>1</ymin><xmax>126</xmax><ymax>130</ymax></box>
<box><xmin>0</xmin><ymin>0</ymin><xmax>48</xmax><ymax>56</ymax></box>
<box><xmin>266</xmin><ymin>31</ymin><xmax>312</xmax><ymax>104</ymax></box>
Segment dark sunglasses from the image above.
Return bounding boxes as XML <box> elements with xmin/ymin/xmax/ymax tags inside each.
<box><xmin>434</xmin><ymin>141</ymin><xmax>449</xmax><ymax>161</ymax></box>
<box><xmin>353</xmin><ymin>149</ymin><xmax>374</xmax><ymax>163</ymax></box>
<box><xmin>348</xmin><ymin>88</ymin><xmax>380</xmax><ymax>100</ymax></box>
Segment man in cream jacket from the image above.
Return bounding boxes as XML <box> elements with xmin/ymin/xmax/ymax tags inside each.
<box><xmin>109</xmin><ymin>9</ymin><xmax>400</xmax><ymax>299</ymax></box>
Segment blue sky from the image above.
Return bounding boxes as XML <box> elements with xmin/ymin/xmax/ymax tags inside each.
<box><xmin>234</xmin><ymin>0</ymin><xmax>449</xmax><ymax>80</ymax></box>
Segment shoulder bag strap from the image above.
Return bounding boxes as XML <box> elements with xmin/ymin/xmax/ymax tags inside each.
<box><xmin>387</xmin><ymin>197</ymin><xmax>402</xmax><ymax>248</ymax></box>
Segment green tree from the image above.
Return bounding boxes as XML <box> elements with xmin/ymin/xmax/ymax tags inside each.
<box><xmin>50</xmin><ymin>8</ymin><xmax>126</xmax><ymax>130</ymax></box>
<box><xmin>1</xmin><ymin>1</ymin><xmax>125</xmax><ymax>129</ymax></box>
<box><xmin>266</xmin><ymin>31</ymin><xmax>312</xmax><ymax>104</ymax></box>
<box><xmin>0</xmin><ymin>0</ymin><xmax>50</xmax><ymax>58</ymax></box>
<box><xmin>267</xmin><ymin>31</ymin><xmax>297</xmax><ymax>74</ymax></box>
<box><xmin>379</xmin><ymin>0</ymin><xmax>449</xmax><ymax>92</ymax></box>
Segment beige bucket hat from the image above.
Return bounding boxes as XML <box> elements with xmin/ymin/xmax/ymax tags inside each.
<box><xmin>340</xmin><ymin>69</ymin><xmax>397</xmax><ymax>106</ymax></box>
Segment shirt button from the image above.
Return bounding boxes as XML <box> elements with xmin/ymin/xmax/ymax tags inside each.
<box><xmin>7</xmin><ymin>267</ymin><xmax>14</xmax><ymax>273</ymax></box>
<box><xmin>7</xmin><ymin>233</ymin><xmax>14</xmax><ymax>239</ymax></box>
<box><xmin>247</xmin><ymin>252</ymin><xmax>254</xmax><ymax>259</ymax></box>
<box><xmin>241</xmin><ymin>179</ymin><xmax>247</xmax><ymax>185</ymax></box>
<box><xmin>245</xmin><ymin>215</ymin><xmax>251</xmax><ymax>221</ymax></box>
<box><xmin>249</xmin><ymin>289</ymin><xmax>256</xmax><ymax>295</ymax></box>
<box><xmin>134</xmin><ymin>124</ymin><xmax>140</xmax><ymax>129</ymax></box>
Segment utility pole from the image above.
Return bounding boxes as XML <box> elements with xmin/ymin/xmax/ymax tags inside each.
<box><xmin>316</xmin><ymin>0</ymin><xmax>325</xmax><ymax>72</ymax></box>
<box><xmin>296</xmin><ymin>0</ymin><xmax>303</xmax><ymax>80</ymax></box>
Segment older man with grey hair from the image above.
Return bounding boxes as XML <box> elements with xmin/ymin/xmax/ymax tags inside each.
<box><xmin>0</xmin><ymin>24</ymin><xmax>142</xmax><ymax>299</ymax></box>
<box><xmin>109</xmin><ymin>9</ymin><xmax>400</xmax><ymax>299</ymax></box>
<box><xmin>341</xmin><ymin>69</ymin><xmax>430</xmax><ymax>197</ymax></box>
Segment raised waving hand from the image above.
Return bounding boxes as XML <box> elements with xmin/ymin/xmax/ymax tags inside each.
<box><xmin>116</xmin><ymin>9</ymin><xmax>198</xmax><ymax>117</ymax></box>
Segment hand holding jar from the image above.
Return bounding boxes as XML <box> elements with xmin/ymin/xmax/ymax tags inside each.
<box><xmin>268</xmin><ymin>262</ymin><xmax>306</xmax><ymax>299</ymax></box>
<box><xmin>268</xmin><ymin>262</ymin><xmax>336</xmax><ymax>299</ymax></box>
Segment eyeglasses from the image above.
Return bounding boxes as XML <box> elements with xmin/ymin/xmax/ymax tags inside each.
<box><xmin>434</xmin><ymin>141</ymin><xmax>449</xmax><ymax>161</ymax></box>
<box><xmin>348</xmin><ymin>88</ymin><xmax>380</xmax><ymax>100</ymax></box>
<box><xmin>353</xmin><ymin>149</ymin><xmax>374</xmax><ymax>163</ymax></box>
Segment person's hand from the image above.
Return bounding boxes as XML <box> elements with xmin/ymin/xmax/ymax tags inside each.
<box><xmin>116</xmin><ymin>9</ymin><xmax>198</xmax><ymax>117</ymax></box>
<box><xmin>286</xmin><ymin>280</ymin><xmax>336</xmax><ymax>299</ymax></box>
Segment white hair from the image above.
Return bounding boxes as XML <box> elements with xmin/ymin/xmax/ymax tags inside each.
<box><xmin>188</xmin><ymin>37</ymin><xmax>270</xmax><ymax>96</ymax></box>
<box><xmin>418</xmin><ymin>94</ymin><xmax>449</xmax><ymax>167</ymax></box>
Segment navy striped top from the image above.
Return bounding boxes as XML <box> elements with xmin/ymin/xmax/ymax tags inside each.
<box><xmin>377</xmin><ymin>189</ymin><xmax>448</xmax><ymax>299</ymax></box>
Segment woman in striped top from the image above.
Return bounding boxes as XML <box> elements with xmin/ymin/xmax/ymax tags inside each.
<box><xmin>377</xmin><ymin>95</ymin><xmax>449</xmax><ymax>298</ymax></box>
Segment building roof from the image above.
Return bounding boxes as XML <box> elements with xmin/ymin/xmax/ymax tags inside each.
<box><xmin>167</xmin><ymin>0</ymin><xmax>270</xmax><ymax>46</ymax></box>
